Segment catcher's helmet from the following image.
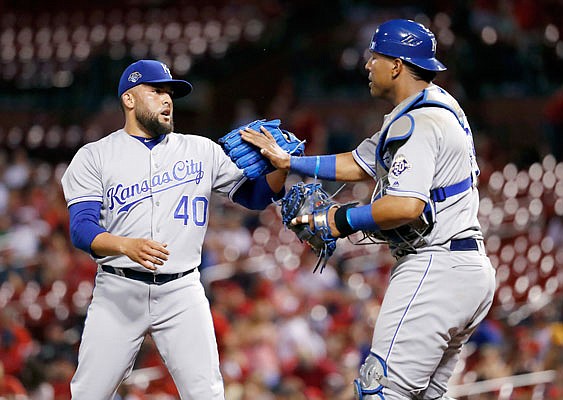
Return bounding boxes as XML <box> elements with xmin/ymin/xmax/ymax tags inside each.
<box><xmin>369</xmin><ymin>19</ymin><xmax>446</xmax><ymax>72</ymax></box>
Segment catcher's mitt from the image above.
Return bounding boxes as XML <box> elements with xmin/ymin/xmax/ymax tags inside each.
<box><xmin>280</xmin><ymin>182</ymin><xmax>343</xmax><ymax>273</ymax></box>
<box><xmin>219</xmin><ymin>119</ymin><xmax>305</xmax><ymax>179</ymax></box>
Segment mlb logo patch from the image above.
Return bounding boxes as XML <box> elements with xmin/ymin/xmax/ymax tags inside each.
<box><xmin>128</xmin><ymin>71</ymin><xmax>142</xmax><ymax>83</ymax></box>
<box><xmin>390</xmin><ymin>155</ymin><xmax>412</xmax><ymax>177</ymax></box>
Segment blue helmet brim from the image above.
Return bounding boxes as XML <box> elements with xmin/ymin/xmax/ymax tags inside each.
<box><xmin>400</xmin><ymin>56</ymin><xmax>447</xmax><ymax>72</ymax></box>
<box><xmin>370</xmin><ymin>49</ymin><xmax>447</xmax><ymax>72</ymax></box>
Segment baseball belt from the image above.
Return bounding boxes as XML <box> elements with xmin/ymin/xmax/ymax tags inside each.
<box><xmin>449</xmin><ymin>238</ymin><xmax>484</xmax><ymax>252</ymax></box>
<box><xmin>101</xmin><ymin>265</ymin><xmax>197</xmax><ymax>285</ymax></box>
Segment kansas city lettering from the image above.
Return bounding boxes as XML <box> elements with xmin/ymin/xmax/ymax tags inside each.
<box><xmin>107</xmin><ymin>159</ymin><xmax>204</xmax><ymax>210</ymax></box>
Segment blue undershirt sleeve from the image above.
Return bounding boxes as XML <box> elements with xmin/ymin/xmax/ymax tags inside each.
<box><xmin>232</xmin><ymin>176</ymin><xmax>284</xmax><ymax>210</ymax></box>
<box><xmin>69</xmin><ymin>201</ymin><xmax>107</xmax><ymax>255</ymax></box>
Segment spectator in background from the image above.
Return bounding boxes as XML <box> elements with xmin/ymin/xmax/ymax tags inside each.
<box><xmin>36</xmin><ymin>323</ymin><xmax>76</xmax><ymax>366</ymax></box>
<box><xmin>0</xmin><ymin>361</ymin><xmax>27</xmax><ymax>399</ymax></box>
<box><xmin>3</xmin><ymin>150</ymin><xmax>30</xmax><ymax>190</ymax></box>
<box><xmin>0</xmin><ymin>307</ymin><xmax>33</xmax><ymax>378</ymax></box>
<box><xmin>473</xmin><ymin>344</ymin><xmax>512</xmax><ymax>381</ymax></box>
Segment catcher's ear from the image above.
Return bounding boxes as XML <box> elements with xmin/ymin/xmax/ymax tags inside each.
<box><xmin>392</xmin><ymin>58</ymin><xmax>404</xmax><ymax>78</ymax></box>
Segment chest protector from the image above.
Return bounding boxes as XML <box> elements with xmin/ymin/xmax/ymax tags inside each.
<box><xmin>366</xmin><ymin>85</ymin><xmax>479</xmax><ymax>254</ymax></box>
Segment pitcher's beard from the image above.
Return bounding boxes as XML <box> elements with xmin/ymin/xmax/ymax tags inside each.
<box><xmin>136</xmin><ymin>110</ymin><xmax>173</xmax><ymax>136</ymax></box>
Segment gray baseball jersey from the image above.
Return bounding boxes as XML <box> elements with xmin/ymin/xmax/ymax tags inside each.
<box><xmin>351</xmin><ymin>85</ymin><xmax>495</xmax><ymax>399</ymax></box>
<box><xmin>353</xmin><ymin>84</ymin><xmax>483</xmax><ymax>249</ymax></box>
<box><xmin>61</xmin><ymin>129</ymin><xmax>247</xmax><ymax>399</ymax></box>
<box><xmin>61</xmin><ymin>129</ymin><xmax>245</xmax><ymax>273</ymax></box>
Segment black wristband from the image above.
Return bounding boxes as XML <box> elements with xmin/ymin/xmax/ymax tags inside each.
<box><xmin>334</xmin><ymin>203</ymin><xmax>358</xmax><ymax>238</ymax></box>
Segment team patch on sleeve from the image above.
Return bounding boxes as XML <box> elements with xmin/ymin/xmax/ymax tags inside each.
<box><xmin>389</xmin><ymin>154</ymin><xmax>412</xmax><ymax>178</ymax></box>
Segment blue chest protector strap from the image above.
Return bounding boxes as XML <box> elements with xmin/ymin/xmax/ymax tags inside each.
<box><xmin>430</xmin><ymin>176</ymin><xmax>473</xmax><ymax>202</ymax></box>
<box><xmin>376</xmin><ymin>87</ymin><xmax>477</xmax><ymax>204</ymax></box>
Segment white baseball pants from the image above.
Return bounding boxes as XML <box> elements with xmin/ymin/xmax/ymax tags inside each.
<box><xmin>70</xmin><ymin>269</ymin><xmax>224</xmax><ymax>399</ymax></box>
<box><xmin>371</xmin><ymin>249</ymin><xmax>496</xmax><ymax>399</ymax></box>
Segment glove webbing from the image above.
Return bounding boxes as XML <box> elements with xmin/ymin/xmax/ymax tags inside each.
<box><xmin>285</xmin><ymin>137</ymin><xmax>307</xmax><ymax>156</ymax></box>
<box><xmin>280</xmin><ymin>183</ymin><xmax>337</xmax><ymax>273</ymax></box>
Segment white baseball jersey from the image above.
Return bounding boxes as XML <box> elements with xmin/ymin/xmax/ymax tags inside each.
<box><xmin>61</xmin><ymin>129</ymin><xmax>245</xmax><ymax>273</ymax></box>
<box><xmin>352</xmin><ymin>84</ymin><xmax>483</xmax><ymax>249</ymax></box>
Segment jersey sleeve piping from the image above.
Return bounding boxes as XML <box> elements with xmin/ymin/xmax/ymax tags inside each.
<box><xmin>227</xmin><ymin>176</ymin><xmax>248</xmax><ymax>201</ymax></box>
<box><xmin>385</xmin><ymin>188</ymin><xmax>429</xmax><ymax>203</ymax></box>
<box><xmin>67</xmin><ymin>195</ymin><xmax>104</xmax><ymax>207</ymax></box>
<box><xmin>352</xmin><ymin>149</ymin><xmax>377</xmax><ymax>177</ymax></box>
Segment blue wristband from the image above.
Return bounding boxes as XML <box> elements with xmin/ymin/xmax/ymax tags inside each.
<box><xmin>346</xmin><ymin>204</ymin><xmax>380</xmax><ymax>232</ymax></box>
<box><xmin>290</xmin><ymin>155</ymin><xmax>336</xmax><ymax>180</ymax></box>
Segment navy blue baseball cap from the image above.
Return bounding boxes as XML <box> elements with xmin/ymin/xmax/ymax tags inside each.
<box><xmin>118</xmin><ymin>59</ymin><xmax>193</xmax><ymax>98</ymax></box>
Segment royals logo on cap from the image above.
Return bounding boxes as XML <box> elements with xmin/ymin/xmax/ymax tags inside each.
<box><xmin>160</xmin><ymin>63</ymin><xmax>172</xmax><ymax>78</ymax></box>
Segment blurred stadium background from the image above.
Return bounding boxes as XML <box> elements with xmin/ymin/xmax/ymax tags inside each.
<box><xmin>0</xmin><ymin>0</ymin><xmax>561</xmax><ymax>399</ymax></box>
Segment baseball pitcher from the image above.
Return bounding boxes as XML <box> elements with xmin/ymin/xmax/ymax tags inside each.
<box><xmin>61</xmin><ymin>60</ymin><xmax>297</xmax><ymax>399</ymax></box>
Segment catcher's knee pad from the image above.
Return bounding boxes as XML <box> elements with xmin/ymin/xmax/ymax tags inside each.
<box><xmin>353</xmin><ymin>352</ymin><xmax>387</xmax><ymax>400</ymax></box>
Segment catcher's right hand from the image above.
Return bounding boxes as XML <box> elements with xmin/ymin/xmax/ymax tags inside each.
<box><xmin>239</xmin><ymin>123</ymin><xmax>296</xmax><ymax>171</ymax></box>
<box><xmin>219</xmin><ymin>119</ymin><xmax>304</xmax><ymax>179</ymax></box>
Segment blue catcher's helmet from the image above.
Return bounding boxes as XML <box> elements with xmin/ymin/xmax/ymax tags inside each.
<box><xmin>369</xmin><ymin>19</ymin><xmax>446</xmax><ymax>72</ymax></box>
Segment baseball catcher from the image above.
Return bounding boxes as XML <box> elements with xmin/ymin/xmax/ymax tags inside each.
<box><xmin>239</xmin><ymin>19</ymin><xmax>495</xmax><ymax>400</ymax></box>
<box><xmin>219</xmin><ymin>119</ymin><xmax>305</xmax><ymax>179</ymax></box>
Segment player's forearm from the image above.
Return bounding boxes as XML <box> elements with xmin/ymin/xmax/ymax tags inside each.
<box><xmin>335</xmin><ymin>152</ymin><xmax>371</xmax><ymax>181</ymax></box>
<box><xmin>265</xmin><ymin>169</ymin><xmax>288</xmax><ymax>193</ymax></box>
<box><xmin>90</xmin><ymin>232</ymin><xmax>130</xmax><ymax>257</ymax></box>
<box><xmin>371</xmin><ymin>195</ymin><xmax>425</xmax><ymax>229</ymax></box>
<box><xmin>289</xmin><ymin>152</ymin><xmax>370</xmax><ymax>181</ymax></box>
<box><xmin>333</xmin><ymin>195</ymin><xmax>425</xmax><ymax>236</ymax></box>
<box><xmin>91</xmin><ymin>233</ymin><xmax>169</xmax><ymax>270</ymax></box>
